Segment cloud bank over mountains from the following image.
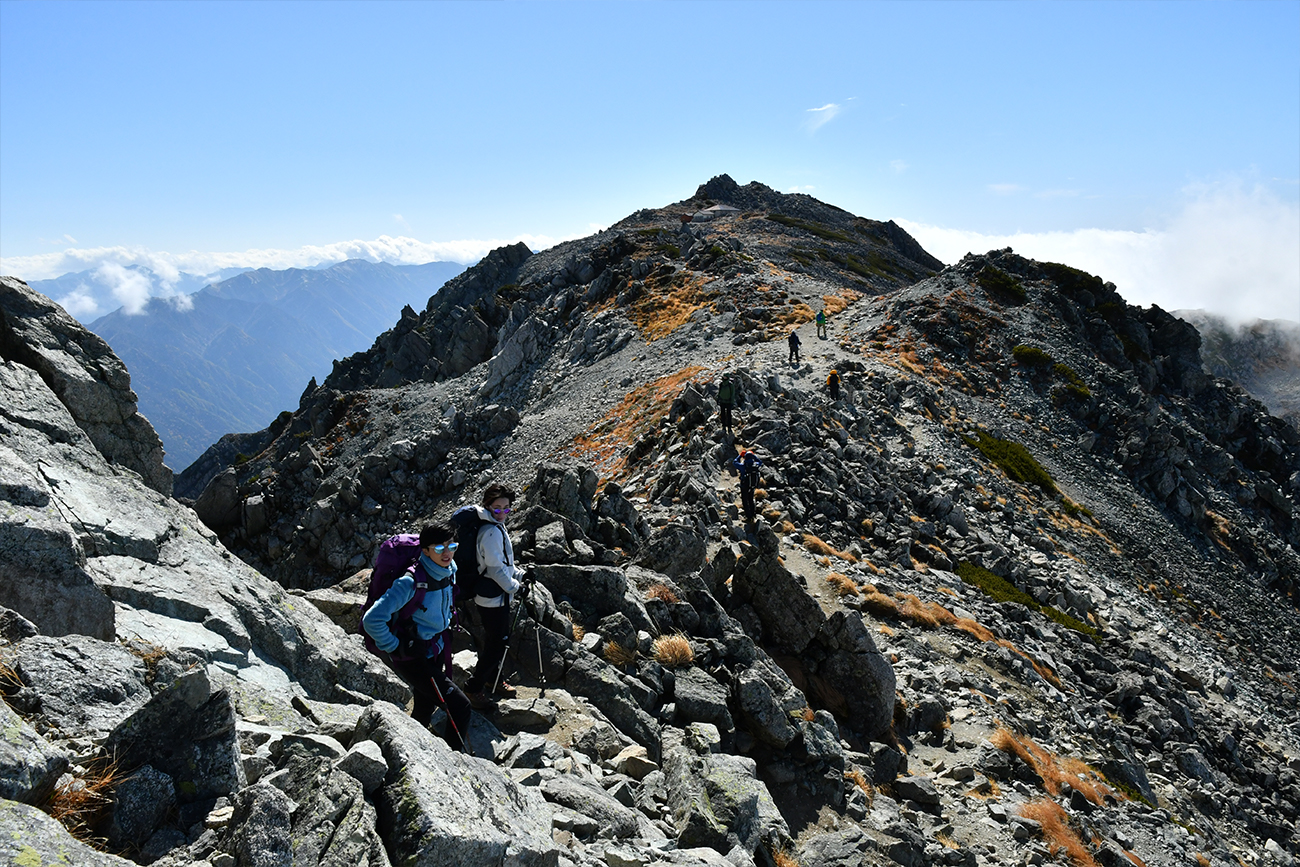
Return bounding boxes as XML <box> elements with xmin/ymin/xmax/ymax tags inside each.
<box><xmin>2</xmin><ymin>232</ymin><xmax>559</xmax><ymax>289</ymax></box>
<box><xmin>900</xmin><ymin>181</ymin><xmax>1300</xmax><ymax>324</ymax></box>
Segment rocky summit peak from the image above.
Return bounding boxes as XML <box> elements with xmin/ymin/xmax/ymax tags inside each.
<box><xmin>2</xmin><ymin>183</ymin><xmax>1299</xmax><ymax>867</ymax></box>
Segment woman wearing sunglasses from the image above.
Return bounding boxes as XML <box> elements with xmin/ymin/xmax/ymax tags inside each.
<box><xmin>361</xmin><ymin>523</ymin><xmax>473</xmax><ymax>751</ymax></box>
<box><xmin>463</xmin><ymin>483</ymin><xmax>524</xmax><ymax>708</ymax></box>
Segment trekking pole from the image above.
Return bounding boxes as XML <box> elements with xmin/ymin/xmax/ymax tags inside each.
<box><xmin>534</xmin><ymin>602</ymin><xmax>547</xmax><ymax>697</ymax></box>
<box><xmin>492</xmin><ymin>587</ymin><xmax>529</xmax><ymax>696</ymax></box>
<box><xmin>426</xmin><ymin>671</ymin><xmax>470</xmax><ymax>754</ymax></box>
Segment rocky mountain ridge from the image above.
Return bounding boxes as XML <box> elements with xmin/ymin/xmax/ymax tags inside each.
<box><xmin>3</xmin><ymin>175</ymin><xmax>1299</xmax><ymax>867</ymax></box>
<box><xmin>1175</xmin><ymin>310</ymin><xmax>1300</xmax><ymax>431</ymax></box>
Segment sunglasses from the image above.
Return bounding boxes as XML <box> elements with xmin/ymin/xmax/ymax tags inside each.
<box><xmin>491</xmin><ymin>507</ymin><xmax>512</xmax><ymax>515</ymax></box>
<box><xmin>430</xmin><ymin>542</ymin><xmax>459</xmax><ymax>553</ymax></box>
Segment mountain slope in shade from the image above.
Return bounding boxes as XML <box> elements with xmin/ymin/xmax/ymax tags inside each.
<box><xmin>88</xmin><ymin>258</ymin><xmax>464</xmax><ymax>470</ymax></box>
<box><xmin>1176</xmin><ymin>309</ymin><xmax>1300</xmax><ymax>429</ymax></box>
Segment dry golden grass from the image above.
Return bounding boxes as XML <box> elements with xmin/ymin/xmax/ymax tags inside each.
<box><xmin>861</xmin><ymin>591</ymin><xmax>900</xmax><ymax>618</ymax></box>
<box><xmin>1191</xmin><ymin>854</ymin><xmax>1207</xmax><ymax>867</ymax></box>
<box><xmin>1018</xmin><ymin>799</ymin><xmax>1098</xmax><ymax>867</ymax></box>
<box><xmin>652</xmin><ymin>634</ymin><xmax>695</xmax><ymax>668</ymax></box>
<box><xmin>800</xmin><ymin>706</ymin><xmax>816</xmax><ymax>722</ymax></box>
<box><xmin>822</xmin><ymin>291</ymin><xmax>861</xmax><ymax>316</ymax></box>
<box><xmin>565</xmin><ymin>366</ymin><xmax>709</xmax><ymax>479</ymax></box>
<box><xmin>844</xmin><ymin>767</ymin><xmax>875</xmax><ymax>802</ymax></box>
<box><xmin>622</xmin><ymin>272</ymin><xmax>718</xmax><ymax>341</ymax></box>
<box><xmin>936</xmin><ymin>585</ymin><xmax>958</xmax><ymax>597</ymax></box>
<box><xmin>952</xmin><ymin>618</ymin><xmax>996</xmax><ymax>643</ymax></box>
<box><xmin>603</xmin><ymin>641</ymin><xmax>637</xmax><ymax>667</ymax></box>
<box><xmin>46</xmin><ymin>755</ymin><xmax>125</xmax><ymax>845</ymax></box>
<box><xmin>772</xmin><ymin>849</ymin><xmax>801</xmax><ymax>867</ymax></box>
<box><xmin>802</xmin><ymin>534</ymin><xmax>858</xmax><ymax>563</ymax></box>
<box><xmin>571</xmin><ymin>623</ymin><xmax>586</xmax><ymax>642</ymax></box>
<box><xmin>826</xmin><ymin>572</ymin><xmax>860</xmax><ymax>597</ymax></box>
<box><xmin>778</xmin><ymin>520</ymin><xmax>797</xmax><ymax>534</ymax></box>
<box><xmin>645</xmin><ymin>583</ymin><xmax>680</xmax><ymax>604</ymax></box>
<box><xmin>991</xmin><ymin>724</ymin><xmax>1112</xmax><ymax>805</ymax></box>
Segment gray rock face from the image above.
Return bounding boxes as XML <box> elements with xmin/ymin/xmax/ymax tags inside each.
<box><xmin>354</xmin><ymin>702</ymin><xmax>559</xmax><ymax>867</ymax></box>
<box><xmin>663</xmin><ymin>743</ymin><xmax>787</xmax><ymax>856</ymax></box>
<box><xmin>0</xmin><ymin>700</ymin><xmax>68</xmax><ymax>805</ymax></box>
<box><xmin>673</xmin><ymin>667</ymin><xmax>734</xmax><ymax>733</ymax></box>
<box><xmin>813</xmin><ymin>611</ymin><xmax>896</xmax><ymax>741</ymax></box>
<box><xmin>104</xmin><ymin>668</ymin><xmax>246</xmax><ymax>803</ymax></box>
<box><xmin>564</xmin><ymin>653</ymin><xmax>661</xmax><ymax>753</ymax></box>
<box><xmin>0</xmin><ymin>798</ymin><xmax>135</xmax><ymax>867</ymax></box>
<box><xmin>731</xmin><ymin>533</ymin><xmax>823</xmax><ymax>654</ymax></box>
<box><xmin>540</xmin><ymin>774</ymin><xmax>641</xmax><ymax>838</ymax></box>
<box><xmin>0</xmin><ymin>276</ymin><xmax>171</xmax><ymax>495</ymax></box>
<box><xmin>195</xmin><ymin>466</ymin><xmax>242</xmax><ymax>530</ymax></box>
<box><xmin>10</xmin><ymin>634</ymin><xmax>150</xmax><ymax>738</ymax></box>
<box><xmin>108</xmin><ymin>764</ymin><xmax>176</xmax><ymax>847</ymax></box>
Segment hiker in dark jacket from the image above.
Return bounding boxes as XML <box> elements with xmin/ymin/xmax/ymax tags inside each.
<box><xmin>787</xmin><ymin>330</ymin><xmax>801</xmax><ymax>364</ymax></box>
<box><xmin>732</xmin><ymin>449</ymin><xmax>763</xmax><ymax>526</ymax></box>
<box><xmin>362</xmin><ymin>523</ymin><xmax>472</xmax><ymax>750</ymax></box>
<box><xmin>717</xmin><ymin>373</ymin><xmax>737</xmax><ymax>433</ymax></box>
<box><xmin>827</xmin><ymin>369</ymin><xmax>841</xmax><ymax>401</ymax></box>
<box><xmin>462</xmin><ymin>483</ymin><xmax>525</xmax><ymax>708</ymax></box>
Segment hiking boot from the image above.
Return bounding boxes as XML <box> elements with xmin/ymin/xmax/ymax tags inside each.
<box><xmin>465</xmin><ymin>690</ymin><xmax>496</xmax><ymax>711</ymax></box>
<box><xmin>493</xmin><ymin>682</ymin><xmax>517</xmax><ymax>699</ymax></box>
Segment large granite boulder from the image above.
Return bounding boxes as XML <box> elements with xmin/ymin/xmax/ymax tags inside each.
<box><xmin>9</xmin><ymin>634</ymin><xmax>150</xmax><ymax>739</ymax></box>
<box><xmin>0</xmin><ymin>276</ymin><xmax>171</xmax><ymax>495</ymax></box>
<box><xmin>0</xmin><ymin>700</ymin><xmax>69</xmax><ymax>804</ymax></box>
<box><xmin>0</xmin><ymin>798</ymin><xmax>135</xmax><ymax>867</ymax></box>
<box><xmin>354</xmin><ymin>702</ymin><xmax>559</xmax><ymax>867</ymax></box>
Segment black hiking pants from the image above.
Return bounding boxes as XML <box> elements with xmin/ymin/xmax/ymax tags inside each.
<box><xmin>465</xmin><ymin>603</ymin><xmax>511</xmax><ymax>693</ymax></box>
<box><xmin>388</xmin><ymin>651</ymin><xmax>473</xmax><ymax>751</ymax></box>
<box><xmin>740</xmin><ymin>475</ymin><xmax>758</xmax><ymax>525</ymax></box>
<box><xmin>720</xmin><ymin>404</ymin><xmax>733</xmax><ymax>429</ymax></box>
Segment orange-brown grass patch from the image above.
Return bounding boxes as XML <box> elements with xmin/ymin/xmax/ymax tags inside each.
<box><xmin>778</xmin><ymin>520</ymin><xmax>797</xmax><ymax>534</ymax></box>
<box><xmin>827</xmin><ymin>572</ymin><xmax>860</xmax><ymax>597</ymax></box>
<box><xmin>570</xmin><ymin>622</ymin><xmax>586</xmax><ymax>642</ymax></box>
<box><xmin>844</xmin><ymin>767</ymin><xmax>875</xmax><ymax>800</ymax></box>
<box><xmin>936</xmin><ymin>586</ymin><xmax>959</xmax><ymax>597</ymax></box>
<box><xmin>878</xmin><ymin>624</ymin><xmax>896</xmax><ymax>637</ymax></box>
<box><xmin>645</xmin><ymin>583</ymin><xmax>680</xmax><ymax>604</ymax></box>
<box><xmin>822</xmin><ymin>291</ymin><xmax>862</xmax><ymax>316</ymax></box>
<box><xmin>46</xmin><ymin>755</ymin><xmax>125</xmax><ymax>844</ymax></box>
<box><xmin>799</xmin><ymin>706</ymin><xmax>816</xmax><ymax>722</ymax></box>
<box><xmin>624</xmin><ymin>272</ymin><xmax>718</xmax><ymax>341</ymax></box>
<box><xmin>1190</xmin><ymin>854</ymin><xmax>1207</xmax><ymax>867</ymax></box>
<box><xmin>1018</xmin><ymin>799</ymin><xmax>1098</xmax><ymax>867</ymax></box>
<box><xmin>991</xmin><ymin>724</ymin><xmax>1112</xmax><ymax>805</ymax></box>
<box><xmin>603</xmin><ymin>641</ymin><xmax>637</xmax><ymax>667</ymax></box>
<box><xmin>861</xmin><ymin>591</ymin><xmax>900</xmax><ymax>618</ymax></box>
<box><xmin>953</xmin><ymin>618</ymin><xmax>996</xmax><ymax>642</ymax></box>
<box><xmin>1205</xmin><ymin>510</ymin><xmax>1233</xmax><ymax>550</ymax></box>
<box><xmin>564</xmin><ymin>366</ymin><xmax>708</xmax><ymax>479</ymax></box>
<box><xmin>992</xmin><ymin>639</ymin><xmax>1064</xmax><ymax>688</ymax></box>
<box><xmin>772</xmin><ymin>848</ymin><xmax>801</xmax><ymax>867</ymax></box>
<box><xmin>803</xmin><ymin>534</ymin><xmax>858</xmax><ymax>562</ymax></box>
<box><xmin>652</xmin><ymin>634</ymin><xmax>695</xmax><ymax>668</ymax></box>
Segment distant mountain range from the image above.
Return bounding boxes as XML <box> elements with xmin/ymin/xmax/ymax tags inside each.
<box><xmin>87</xmin><ymin>259</ymin><xmax>464</xmax><ymax>471</ymax></box>
<box><xmin>1177</xmin><ymin>309</ymin><xmax>1300</xmax><ymax>429</ymax></box>
<box><xmin>29</xmin><ymin>264</ymin><xmax>254</xmax><ymax>320</ymax></box>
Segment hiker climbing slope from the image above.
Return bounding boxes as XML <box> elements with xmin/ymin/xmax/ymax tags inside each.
<box><xmin>717</xmin><ymin>372</ymin><xmax>737</xmax><ymax>433</ymax></box>
<box><xmin>816</xmin><ymin>309</ymin><xmax>828</xmax><ymax>339</ymax></box>
<box><xmin>732</xmin><ymin>449</ymin><xmax>763</xmax><ymax>527</ymax></box>
<box><xmin>788</xmin><ymin>330</ymin><xmax>801</xmax><ymax>364</ymax></box>
<box><xmin>827</xmin><ymin>369</ymin><xmax>841</xmax><ymax>401</ymax></box>
<box><xmin>361</xmin><ymin>523</ymin><xmax>473</xmax><ymax>751</ymax></box>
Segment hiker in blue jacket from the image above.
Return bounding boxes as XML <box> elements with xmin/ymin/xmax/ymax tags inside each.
<box><xmin>363</xmin><ymin>523</ymin><xmax>473</xmax><ymax>750</ymax></box>
<box><xmin>732</xmin><ymin>449</ymin><xmax>763</xmax><ymax>526</ymax></box>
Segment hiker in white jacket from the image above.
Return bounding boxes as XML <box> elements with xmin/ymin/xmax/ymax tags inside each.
<box><xmin>463</xmin><ymin>483</ymin><xmax>525</xmax><ymax>707</ymax></box>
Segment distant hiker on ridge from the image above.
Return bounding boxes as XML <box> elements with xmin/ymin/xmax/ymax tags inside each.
<box><xmin>816</xmin><ymin>309</ymin><xmax>828</xmax><ymax>339</ymax></box>
<box><xmin>361</xmin><ymin>523</ymin><xmax>473</xmax><ymax>751</ymax></box>
<box><xmin>460</xmin><ymin>483</ymin><xmax>526</xmax><ymax>709</ymax></box>
<box><xmin>733</xmin><ymin>449</ymin><xmax>763</xmax><ymax>527</ymax></box>
<box><xmin>717</xmin><ymin>372</ymin><xmax>737</xmax><ymax>434</ymax></box>
<box><xmin>788</xmin><ymin>330</ymin><xmax>801</xmax><ymax>364</ymax></box>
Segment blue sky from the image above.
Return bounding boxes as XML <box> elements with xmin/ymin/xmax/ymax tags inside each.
<box><xmin>2</xmin><ymin>1</ymin><xmax>1297</xmax><ymax>320</ymax></box>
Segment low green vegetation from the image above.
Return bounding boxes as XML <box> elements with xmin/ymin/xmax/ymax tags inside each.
<box><xmin>963</xmin><ymin>431</ymin><xmax>1058</xmax><ymax>494</ymax></box>
<box><xmin>766</xmin><ymin>213</ymin><xmax>853</xmax><ymax>243</ymax></box>
<box><xmin>1061</xmin><ymin>498</ymin><xmax>1094</xmax><ymax>520</ymax></box>
<box><xmin>1012</xmin><ymin>345</ymin><xmax>1054</xmax><ymax>368</ymax></box>
<box><xmin>1052</xmin><ymin>362</ymin><xmax>1092</xmax><ymax>400</ymax></box>
<box><xmin>976</xmin><ymin>266</ymin><xmax>1026</xmax><ymax>304</ymax></box>
<box><xmin>1039</xmin><ymin>262</ymin><xmax>1104</xmax><ymax>300</ymax></box>
<box><xmin>656</xmin><ymin>242</ymin><xmax>681</xmax><ymax>258</ymax></box>
<box><xmin>955</xmin><ymin>561</ymin><xmax>1101</xmax><ymax>640</ymax></box>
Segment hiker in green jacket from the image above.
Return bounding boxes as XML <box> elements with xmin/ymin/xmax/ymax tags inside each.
<box><xmin>717</xmin><ymin>373</ymin><xmax>737</xmax><ymax>433</ymax></box>
<box><xmin>816</xmin><ymin>309</ymin><xmax>828</xmax><ymax>339</ymax></box>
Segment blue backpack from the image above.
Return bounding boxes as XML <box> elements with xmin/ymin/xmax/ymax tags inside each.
<box><xmin>360</xmin><ymin>534</ymin><xmax>449</xmax><ymax>660</ymax></box>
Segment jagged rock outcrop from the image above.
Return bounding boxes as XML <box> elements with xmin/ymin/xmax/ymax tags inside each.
<box><xmin>1</xmin><ymin>276</ymin><xmax>172</xmax><ymax>495</ymax></box>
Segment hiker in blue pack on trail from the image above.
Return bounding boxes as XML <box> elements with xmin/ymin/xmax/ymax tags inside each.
<box><xmin>816</xmin><ymin>309</ymin><xmax>828</xmax><ymax>339</ymax></box>
<box><xmin>460</xmin><ymin>483</ymin><xmax>527</xmax><ymax>709</ymax></box>
<box><xmin>732</xmin><ymin>449</ymin><xmax>763</xmax><ymax>527</ymax></box>
<box><xmin>362</xmin><ymin>523</ymin><xmax>472</xmax><ymax>751</ymax></box>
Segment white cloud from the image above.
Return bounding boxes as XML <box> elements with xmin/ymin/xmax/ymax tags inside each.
<box><xmin>0</xmin><ymin>232</ymin><xmax>563</xmax><ymax>284</ymax></box>
<box><xmin>890</xmin><ymin>160</ymin><xmax>909</xmax><ymax>175</ymax></box>
<box><xmin>805</xmin><ymin>103</ymin><xmax>842</xmax><ymax>133</ymax></box>
<box><xmin>96</xmin><ymin>262</ymin><xmax>154</xmax><ymax>315</ymax></box>
<box><xmin>786</xmin><ymin>185</ymin><xmax>816</xmax><ymax>193</ymax></box>
<box><xmin>987</xmin><ymin>183</ymin><xmax>1024</xmax><ymax>196</ymax></box>
<box><xmin>898</xmin><ymin>181</ymin><xmax>1300</xmax><ymax>323</ymax></box>
<box><xmin>55</xmin><ymin>285</ymin><xmax>101</xmax><ymax>319</ymax></box>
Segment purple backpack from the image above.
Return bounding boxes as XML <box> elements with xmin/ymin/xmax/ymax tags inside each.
<box><xmin>360</xmin><ymin>534</ymin><xmax>426</xmax><ymax>658</ymax></box>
